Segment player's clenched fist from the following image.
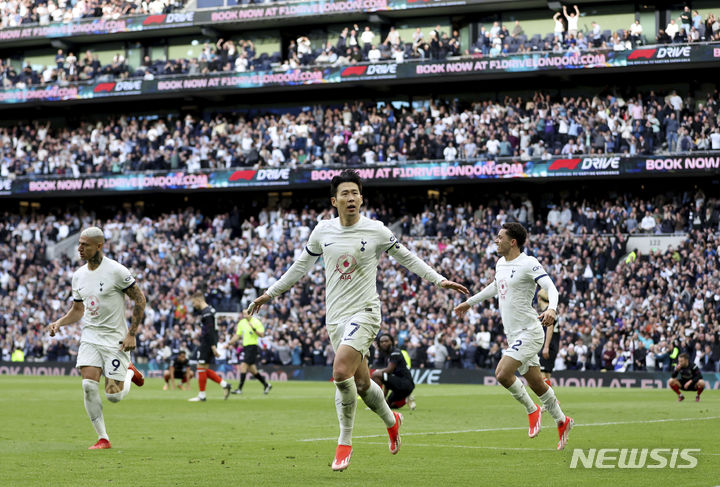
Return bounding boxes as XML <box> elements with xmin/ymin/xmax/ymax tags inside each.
<box><xmin>47</xmin><ymin>321</ymin><xmax>60</xmax><ymax>337</ymax></box>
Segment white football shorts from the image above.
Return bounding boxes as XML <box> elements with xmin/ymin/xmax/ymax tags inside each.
<box><xmin>327</xmin><ymin>308</ymin><xmax>381</xmax><ymax>358</ymax></box>
<box><xmin>503</xmin><ymin>326</ymin><xmax>545</xmax><ymax>375</ymax></box>
<box><xmin>76</xmin><ymin>342</ymin><xmax>130</xmax><ymax>381</ymax></box>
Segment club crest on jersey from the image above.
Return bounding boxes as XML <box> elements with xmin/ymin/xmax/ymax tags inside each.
<box><xmin>498</xmin><ymin>279</ymin><xmax>508</xmax><ymax>299</ymax></box>
<box><xmin>511</xmin><ymin>269</ymin><xmax>516</xmax><ymax>278</ymax></box>
<box><xmin>87</xmin><ymin>295</ymin><xmax>101</xmax><ymax>317</ymax></box>
<box><xmin>336</xmin><ymin>253</ymin><xmax>358</xmax><ymax>280</ymax></box>
<box><xmin>99</xmin><ymin>282</ymin><xmax>104</xmax><ymax>292</ymax></box>
<box><xmin>360</xmin><ymin>240</ymin><xmax>367</xmax><ymax>252</ymax></box>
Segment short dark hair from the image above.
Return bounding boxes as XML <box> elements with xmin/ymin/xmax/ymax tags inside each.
<box><xmin>502</xmin><ymin>222</ymin><xmax>527</xmax><ymax>248</ymax></box>
<box><xmin>378</xmin><ymin>332</ymin><xmax>394</xmax><ymax>345</ymax></box>
<box><xmin>678</xmin><ymin>352</ymin><xmax>690</xmax><ymax>361</ymax></box>
<box><xmin>330</xmin><ymin>169</ymin><xmax>363</xmax><ymax>197</ymax></box>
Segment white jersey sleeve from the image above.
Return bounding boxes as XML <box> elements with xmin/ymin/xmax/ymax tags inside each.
<box><xmin>381</xmin><ymin>224</ymin><xmax>446</xmax><ymax>285</ymax></box>
<box><xmin>115</xmin><ymin>263</ymin><xmax>136</xmax><ymax>292</ymax></box>
<box><xmin>526</xmin><ymin>256</ymin><xmax>549</xmax><ymax>283</ymax></box>
<box><xmin>466</xmin><ymin>281</ymin><xmax>498</xmax><ymax>307</ymax></box>
<box><xmin>266</xmin><ymin>222</ymin><xmax>323</xmax><ymax>298</ymax></box>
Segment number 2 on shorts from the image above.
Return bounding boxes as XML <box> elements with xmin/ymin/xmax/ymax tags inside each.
<box><xmin>510</xmin><ymin>339</ymin><xmax>522</xmax><ymax>351</ymax></box>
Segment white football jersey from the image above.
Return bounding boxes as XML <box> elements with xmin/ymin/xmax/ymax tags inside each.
<box><xmin>267</xmin><ymin>215</ymin><xmax>445</xmax><ymax>324</ymax></box>
<box><xmin>494</xmin><ymin>253</ymin><xmax>548</xmax><ymax>335</ymax></box>
<box><xmin>72</xmin><ymin>256</ymin><xmax>135</xmax><ymax>348</ymax></box>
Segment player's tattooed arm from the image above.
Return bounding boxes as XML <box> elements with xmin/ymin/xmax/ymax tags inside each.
<box><xmin>123</xmin><ymin>283</ymin><xmax>146</xmax><ymax>336</ymax></box>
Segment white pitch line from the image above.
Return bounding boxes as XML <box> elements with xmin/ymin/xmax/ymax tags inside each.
<box><xmin>361</xmin><ymin>441</ymin><xmax>720</xmax><ymax>455</ymax></box>
<box><xmin>363</xmin><ymin>441</ymin><xmax>556</xmax><ymax>451</ymax></box>
<box><xmin>299</xmin><ymin>415</ymin><xmax>720</xmax><ymax>442</ymax></box>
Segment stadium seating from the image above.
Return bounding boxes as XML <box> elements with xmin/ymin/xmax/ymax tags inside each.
<box><xmin>0</xmin><ymin>0</ymin><xmax>185</xmax><ymax>28</ymax></box>
<box><xmin>1</xmin><ymin>88</ymin><xmax>719</xmax><ymax>178</ymax></box>
<box><xmin>1</xmin><ymin>192</ymin><xmax>718</xmax><ymax>373</ymax></box>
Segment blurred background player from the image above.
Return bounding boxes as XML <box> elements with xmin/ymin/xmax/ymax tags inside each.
<box><xmin>454</xmin><ymin>223</ymin><xmax>573</xmax><ymax>451</ymax></box>
<box><xmin>188</xmin><ymin>292</ymin><xmax>232</xmax><ymax>402</ymax></box>
<box><xmin>371</xmin><ymin>333</ymin><xmax>416</xmax><ymax>410</ymax></box>
<box><xmin>47</xmin><ymin>227</ymin><xmax>145</xmax><ymax>450</ymax></box>
<box><xmin>668</xmin><ymin>352</ymin><xmax>706</xmax><ymax>402</ymax></box>
<box><xmin>228</xmin><ymin>308</ymin><xmax>272</xmax><ymax>395</ymax></box>
<box><xmin>537</xmin><ymin>288</ymin><xmax>560</xmax><ymax>388</ymax></box>
<box><xmin>163</xmin><ymin>350</ymin><xmax>193</xmax><ymax>390</ymax></box>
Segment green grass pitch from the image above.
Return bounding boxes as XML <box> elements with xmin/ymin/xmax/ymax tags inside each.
<box><xmin>1</xmin><ymin>376</ymin><xmax>718</xmax><ymax>486</ymax></box>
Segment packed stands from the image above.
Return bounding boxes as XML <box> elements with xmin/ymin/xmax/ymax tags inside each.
<box><xmin>2</xmin><ymin>88</ymin><xmax>720</xmax><ymax>178</ymax></box>
<box><xmin>1</xmin><ymin>188</ymin><xmax>718</xmax><ymax>373</ymax></box>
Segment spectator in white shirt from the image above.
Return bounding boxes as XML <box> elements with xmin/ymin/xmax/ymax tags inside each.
<box><xmin>367</xmin><ymin>45</ymin><xmax>381</xmax><ymax>63</ymax></box>
<box><xmin>443</xmin><ymin>142</ymin><xmax>458</xmax><ymax>161</ymax></box>
<box><xmin>629</xmin><ymin>19</ymin><xmax>643</xmax><ymax>46</ymax></box>
<box><xmin>640</xmin><ymin>211</ymin><xmax>657</xmax><ymax>233</ymax></box>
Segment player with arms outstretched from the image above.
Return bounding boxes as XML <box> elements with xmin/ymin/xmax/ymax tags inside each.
<box><xmin>454</xmin><ymin>222</ymin><xmax>573</xmax><ymax>450</ymax></box>
<box><xmin>47</xmin><ymin>227</ymin><xmax>146</xmax><ymax>450</ymax></box>
<box><xmin>248</xmin><ymin>169</ymin><xmax>468</xmax><ymax>470</ymax></box>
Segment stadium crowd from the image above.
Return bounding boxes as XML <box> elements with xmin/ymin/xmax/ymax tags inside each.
<box><xmin>1</xmin><ymin>188</ymin><xmax>719</xmax><ymax>374</ymax></box>
<box><xmin>2</xmin><ymin>9</ymin><xmax>720</xmax><ymax>91</ymax></box>
<box><xmin>2</xmin><ymin>89</ymin><xmax>720</xmax><ymax>178</ymax></box>
<box><xmin>0</xmin><ymin>0</ymin><xmax>183</xmax><ymax>28</ymax></box>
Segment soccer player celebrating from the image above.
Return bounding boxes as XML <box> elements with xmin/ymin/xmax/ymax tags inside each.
<box><xmin>47</xmin><ymin>227</ymin><xmax>146</xmax><ymax>450</ymax></box>
<box><xmin>668</xmin><ymin>352</ymin><xmax>705</xmax><ymax>402</ymax></box>
<box><xmin>371</xmin><ymin>333</ymin><xmax>416</xmax><ymax>410</ymax></box>
<box><xmin>248</xmin><ymin>169</ymin><xmax>468</xmax><ymax>471</ymax></box>
<box><xmin>163</xmin><ymin>350</ymin><xmax>193</xmax><ymax>390</ymax></box>
<box><xmin>454</xmin><ymin>222</ymin><xmax>574</xmax><ymax>451</ymax></box>
<box><xmin>188</xmin><ymin>292</ymin><xmax>233</xmax><ymax>402</ymax></box>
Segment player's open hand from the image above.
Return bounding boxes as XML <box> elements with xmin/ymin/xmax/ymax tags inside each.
<box><xmin>440</xmin><ymin>280</ymin><xmax>469</xmax><ymax>295</ymax></box>
<box><xmin>454</xmin><ymin>302</ymin><xmax>471</xmax><ymax>318</ymax></box>
<box><xmin>248</xmin><ymin>293</ymin><xmax>271</xmax><ymax>315</ymax></box>
<box><xmin>121</xmin><ymin>334</ymin><xmax>137</xmax><ymax>352</ymax></box>
<box><xmin>539</xmin><ymin>308</ymin><xmax>557</xmax><ymax>327</ymax></box>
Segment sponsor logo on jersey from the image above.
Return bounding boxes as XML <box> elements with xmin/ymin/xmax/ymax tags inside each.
<box><xmin>87</xmin><ymin>295</ymin><xmax>101</xmax><ymax>317</ymax></box>
<box><xmin>498</xmin><ymin>279</ymin><xmax>508</xmax><ymax>299</ymax></box>
<box><xmin>335</xmin><ymin>254</ymin><xmax>358</xmax><ymax>280</ymax></box>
